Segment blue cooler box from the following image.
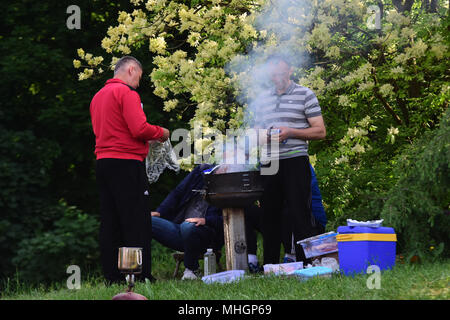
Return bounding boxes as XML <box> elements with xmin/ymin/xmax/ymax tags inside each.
<box><xmin>337</xmin><ymin>226</ymin><xmax>397</xmax><ymax>275</ymax></box>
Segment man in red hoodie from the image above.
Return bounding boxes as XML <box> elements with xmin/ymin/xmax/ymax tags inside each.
<box><xmin>90</xmin><ymin>56</ymin><xmax>169</xmax><ymax>284</ymax></box>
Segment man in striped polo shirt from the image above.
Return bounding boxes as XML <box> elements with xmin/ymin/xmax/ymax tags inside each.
<box><xmin>257</xmin><ymin>54</ymin><xmax>326</xmax><ymax>264</ymax></box>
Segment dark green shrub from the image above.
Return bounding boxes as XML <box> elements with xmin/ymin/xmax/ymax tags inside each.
<box><xmin>0</xmin><ymin>127</ymin><xmax>61</xmax><ymax>279</ymax></box>
<box><xmin>381</xmin><ymin>108</ymin><xmax>450</xmax><ymax>260</ymax></box>
<box><xmin>12</xmin><ymin>200</ymin><xmax>100</xmax><ymax>285</ymax></box>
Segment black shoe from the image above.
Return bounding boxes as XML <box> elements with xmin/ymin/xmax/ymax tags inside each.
<box><xmin>248</xmin><ymin>262</ymin><xmax>263</xmax><ymax>274</ymax></box>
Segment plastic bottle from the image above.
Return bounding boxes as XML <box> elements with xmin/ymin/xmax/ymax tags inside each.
<box><xmin>204</xmin><ymin>248</ymin><xmax>216</xmax><ymax>276</ymax></box>
<box><xmin>270</xmin><ymin>129</ymin><xmax>287</xmax><ymax>144</ymax></box>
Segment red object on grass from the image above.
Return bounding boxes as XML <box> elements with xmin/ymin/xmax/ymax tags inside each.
<box><xmin>112</xmin><ymin>292</ymin><xmax>148</xmax><ymax>300</ymax></box>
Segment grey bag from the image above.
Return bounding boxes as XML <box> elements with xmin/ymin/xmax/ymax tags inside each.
<box><xmin>145</xmin><ymin>140</ymin><xmax>180</xmax><ymax>184</ymax></box>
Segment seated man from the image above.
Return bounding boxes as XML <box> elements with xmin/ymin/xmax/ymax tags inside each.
<box><xmin>245</xmin><ymin>164</ymin><xmax>327</xmax><ymax>272</ymax></box>
<box><xmin>151</xmin><ymin>164</ymin><xmax>223</xmax><ymax>280</ymax></box>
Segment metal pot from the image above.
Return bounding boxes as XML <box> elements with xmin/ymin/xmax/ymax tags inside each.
<box><xmin>118</xmin><ymin>247</ymin><xmax>143</xmax><ymax>274</ymax></box>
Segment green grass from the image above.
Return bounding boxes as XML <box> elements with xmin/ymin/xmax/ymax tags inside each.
<box><xmin>2</xmin><ymin>259</ymin><xmax>449</xmax><ymax>300</ymax></box>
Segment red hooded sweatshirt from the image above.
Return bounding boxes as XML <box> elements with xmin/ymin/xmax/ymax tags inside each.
<box><xmin>90</xmin><ymin>78</ymin><xmax>164</xmax><ymax>161</ymax></box>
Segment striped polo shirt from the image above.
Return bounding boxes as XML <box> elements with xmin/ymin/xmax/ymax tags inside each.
<box><xmin>256</xmin><ymin>82</ymin><xmax>322</xmax><ymax>160</ymax></box>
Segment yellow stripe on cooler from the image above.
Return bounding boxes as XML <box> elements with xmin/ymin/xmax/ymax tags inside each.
<box><xmin>336</xmin><ymin>233</ymin><xmax>397</xmax><ymax>242</ymax></box>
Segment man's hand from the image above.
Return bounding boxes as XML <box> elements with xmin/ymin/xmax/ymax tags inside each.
<box><xmin>151</xmin><ymin>211</ymin><xmax>161</xmax><ymax>217</ymax></box>
<box><xmin>159</xmin><ymin>128</ymin><xmax>170</xmax><ymax>142</ymax></box>
<box><xmin>276</xmin><ymin>126</ymin><xmax>291</xmax><ymax>142</ymax></box>
<box><xmin>185</xmin><ymin>218</ymin><xmax>205</xmax><ymax>226</ymax></box>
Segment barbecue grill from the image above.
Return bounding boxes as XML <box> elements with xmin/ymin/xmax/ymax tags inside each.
<box><xmin>203</xmin><ymin>169</ymin><xmax>263</xmax><ymax>208</ymax></box>
<box><xmin>201</xmin><ymin>165</ymin><xmax>264</xmax><ymax>271</ymax></box>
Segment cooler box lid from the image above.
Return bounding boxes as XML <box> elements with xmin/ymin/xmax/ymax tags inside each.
<box><xmin>337</xmin><ymin>226</ymin><xmax>396</xmax><ymax>242</ymax></box>
<box><xmin>337</xmin><ymin>226</ymin><xmax>395</xmax><ymax>234</ymax></box>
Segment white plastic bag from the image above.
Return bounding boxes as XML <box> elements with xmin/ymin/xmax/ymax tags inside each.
<box><xmin>320</xmin><ymin>257</ymin><xmax>339</xmax><ymax>272</ymax></box>
<box><xmin>145</xmin><ymin>140</ymin><xmax>180</xmax><ymax>184</ymax></box>
<box><xmin>201</xmin><ymin>270</ymin><xmax>245</xmax><ymax>284</ymax></box>
<box><xmin>346</xmin><ymin>219</ymin><xmax>384</xmax><ymax>228</ymax></box>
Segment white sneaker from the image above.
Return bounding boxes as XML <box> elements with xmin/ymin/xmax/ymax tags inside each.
<box><xmin>181</xmin><ymin>268</ymin><xmax>198</xmax><ymax>280</ymax></box>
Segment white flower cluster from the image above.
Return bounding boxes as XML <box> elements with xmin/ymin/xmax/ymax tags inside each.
<box><xmin>345</xmin><ymin>127</ymin><xmax>368</xmax><ymax>140</ymax></box>
<box><xmin>74</xmin><ymin>49</ymin><xmax>104</xmax><ymax>80</ymax></box>
<box><xmin>342</xmin><ymin>63</ymin><xmax>373</xmax><ymax>84</ymax></box>
<box><xmin>146</xmin><ymin>2</ymin><xmax>259</xmax><ymax>134</ymax></box>
<box><xmin>338</xmin><ymin>95</ymin><xmax>351</xmax><ymax>107</ymax></box>
<box><xmin>386</xmin><ymin>126</ymin><xmax>399</xmax><ymax>144</ymax></box>
<box><xmin>378</xmin><ymin>84</ymin><xmax>394</xmax><ymax>98</ymax></box>
<box><xmin>334</xmin><ymin>115</ymin><xmax>375</xmax><ymax>165</ymax></box>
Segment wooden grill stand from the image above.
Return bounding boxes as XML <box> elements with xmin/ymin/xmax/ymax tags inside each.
<box><xmin>222</xmin><ymin>208</ymin><xmax>248</xmax><ymax>271</ymax></box>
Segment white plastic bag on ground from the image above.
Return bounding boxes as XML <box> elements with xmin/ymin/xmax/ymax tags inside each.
<box><xmin>320</xmin><ymin>257</ymin><xmax>339</xmax><ymax>272</ymax></box>
<box><xmin>145</xmin><ymin>140</ymin><xmax>180</xmax><ymax>184</ymax></box>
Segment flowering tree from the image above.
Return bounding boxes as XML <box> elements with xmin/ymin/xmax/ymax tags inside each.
<box><xmin>291</xmin><ymin>0</ymin><xmax>449</xmax><ymax>220</ymax></box>
<box><xmin>75</xmin><ymin>0</ymin><xmax>448</xmax><ymax>142</ymax></box>
<box><xmin>74</xmin><ymin>0</ymin><xmax>263</xmax><ymax>133</ymax></box>
<box><xmin>75</xmin><ymin>0</ymin><xmax>449</xmax><ymax>245</ymax></box>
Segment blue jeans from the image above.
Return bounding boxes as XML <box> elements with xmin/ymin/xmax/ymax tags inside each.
<box><xmin>151</xmin><ymin>216</ymin><xmax>215</xmax><ymax>271</ymax></box>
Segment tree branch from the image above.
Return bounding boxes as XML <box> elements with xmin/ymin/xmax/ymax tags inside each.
<box><xmin>371</xmin><ymin>68</ymin><xmax>403</xmax><ymax>125</ymax></box>
<box><xmin>392</xmin><ymin>0</ymin><xmax>415</xmax><ymax>13</ymax></box>
<box><xmin>391</xmin><ymin>81</ymin><xmax>410</xmax><ymax>126</ymax></box>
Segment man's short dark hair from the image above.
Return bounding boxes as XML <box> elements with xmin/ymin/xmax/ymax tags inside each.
<box><xmin>114</xmin><ymin>56</ymin><xmax>143</xmax><ymax>74</ymax></box>
<box><xmin>266</xmin><ymin>53</ymin><xmax>294</xmax><ymax>67</ymax></box>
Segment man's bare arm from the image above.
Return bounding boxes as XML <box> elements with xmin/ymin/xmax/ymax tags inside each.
<box><xmin>277</xmin><ymin>115</ymin><xmax>326</xmax><ymax>141</ymax></box>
